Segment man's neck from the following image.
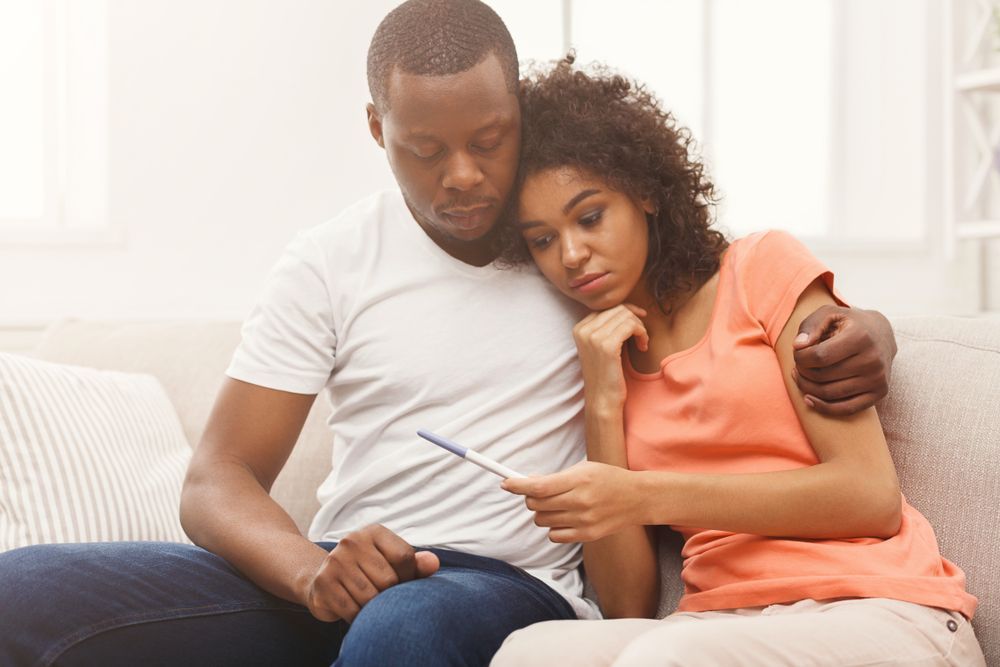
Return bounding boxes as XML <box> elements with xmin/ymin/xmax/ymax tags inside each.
<box><xmin>429</xmin><ymin>232</ymin><xmax>498</xmax><ymax>267</ymax></box>
<box><xmin>410</xmin><ymin>211</ymin><xmax>499</xmax><ymax>267</ymax></box>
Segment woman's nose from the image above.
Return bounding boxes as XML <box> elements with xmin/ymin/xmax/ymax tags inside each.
<box><xmin>560</xmin><ymin>234</ymin><xmax>590</xmax><ymax>268</ymax></box>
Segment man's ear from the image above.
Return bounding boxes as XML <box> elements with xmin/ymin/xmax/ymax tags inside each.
<box><xmin>366</xmin><ymin>103</ymin><xmax>385</xmax><ymax>148</ymax></box>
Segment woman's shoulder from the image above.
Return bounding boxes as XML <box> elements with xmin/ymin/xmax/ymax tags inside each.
<box><xmin>729</xmin><ymin>229</ymin><xmax>810</xmax><ymax>263</ymax></box>
<box><xmin>724</xmin><ymin>230</ymin><xmax>835</xmax><ymax>341</ymax></box>
<box><xmin>724</xmin><ymin>230</ymin><xmax>819</xmax><ymax>282</ymax></box>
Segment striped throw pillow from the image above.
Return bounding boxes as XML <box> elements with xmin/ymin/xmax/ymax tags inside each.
<box><xmin>0</xmin><ymin>353</ymin><xmax>191</xmax><ymax>551</ymax></box>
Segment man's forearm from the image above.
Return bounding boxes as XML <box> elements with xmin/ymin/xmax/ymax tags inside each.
<box><xmin>180</xmin><ymin>460</ymin><xmax>328</xmax><ymax>607</ymax></box>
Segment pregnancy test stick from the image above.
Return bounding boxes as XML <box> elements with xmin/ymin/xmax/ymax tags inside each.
<box><xmin>417</xmin><ymin>430</ymin><xmax>526</xmax><ymax>479</ymax></box>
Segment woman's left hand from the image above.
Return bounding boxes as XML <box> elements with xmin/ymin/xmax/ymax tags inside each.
<box><xmin>501</xmin><ymin>461</ymin><xmax>641</xmax><ymax>543</ymax></box>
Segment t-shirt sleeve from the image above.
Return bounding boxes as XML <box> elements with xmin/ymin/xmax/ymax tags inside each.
<box><xmin>741</xmin><ymin>230</ymin><xmax>847</xmax><ymax>346</ymax></box>
<box><xmin>226</xmin><ymin>231</ymin><xmax>337</xmax><ymax>395</ymax></box>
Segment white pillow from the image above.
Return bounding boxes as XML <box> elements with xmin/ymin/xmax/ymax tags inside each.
<box><xmin>0</xmin><ymin>352</ymin><xmax>192</xmax><ymax>551</ymax></box>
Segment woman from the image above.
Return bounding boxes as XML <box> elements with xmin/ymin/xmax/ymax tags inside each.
<box><xmin>490</xmin><ymin>58</ymin><xmax>985</xmax><ymax>666</ymax></box>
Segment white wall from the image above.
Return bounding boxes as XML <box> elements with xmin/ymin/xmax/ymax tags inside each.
<box><xmin>0</xmin><ymin>0</ymin><xmax>994</xmax><ymax>325</ymax></box>
<box><xmin>1</xmin><ymin>0</ymin><xmax>399</xmax><ymax>323</ymax></box>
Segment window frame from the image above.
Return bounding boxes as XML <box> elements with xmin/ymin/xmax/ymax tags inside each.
<box><xmin>0</xmin><ymin>0</ymin><xmax>117</xmax><ymax>247</ymax></box>
<box><xmin>549</xmin><ymin>0</ymin><xmax>942</xmax><ymax>256</ymax></box>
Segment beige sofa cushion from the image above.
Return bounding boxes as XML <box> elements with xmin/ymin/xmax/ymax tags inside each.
<box><xmin>0</xmin><ymin>353</ymin><xmax>191</xmax><ymax>550</ymax></box>
<box><xmin>32</xmin><ymin>320</ymin><xmax>332</xmax><ymax>534</ymax></box>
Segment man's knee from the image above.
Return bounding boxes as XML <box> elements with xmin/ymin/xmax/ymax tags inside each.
<box><xmin>337</xmin><ymin>582</ymin><xmax>480</xmax><ymax>665</ymax></box>
<box><xmin>0</xmin><ymin>544</ymin><xmax>75</xmax><ymax>610</ymax></box>
<box><xmin>338</xmin><ymin>576</ymin><xmax>527</xmax><ymax>666</ymax></box>
<box><xmin>0</xmin><ymin>544</ymin><xmax>81</xmax><ymax>664</ymax></box>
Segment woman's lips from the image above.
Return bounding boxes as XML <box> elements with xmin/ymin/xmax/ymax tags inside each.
<box><xmin>569</xmin><ymin>272</ymin><xmax>610</xmax><ymax>293</ymax></box>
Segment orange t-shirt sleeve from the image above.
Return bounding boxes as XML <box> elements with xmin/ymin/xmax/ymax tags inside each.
<box><xmin>740</xmin><ymin>230</ymin><xmax>846</xmax><ymax>346</ymax></box>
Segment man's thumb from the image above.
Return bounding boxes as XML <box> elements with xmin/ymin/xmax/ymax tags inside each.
<box><xmin>414</xmin><ymin>550</ymin><xmax>440</xmax><ymax>578</ymax></box>
<box><xmin>795</xmin><ymin>307</ymin><xmax>836</xmax><ymax>348</ymax></box>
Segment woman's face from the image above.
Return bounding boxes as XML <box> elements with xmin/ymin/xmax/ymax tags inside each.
<box><xmin>516</xmin><ymin>166</ymin><xmax>651</xmax><ymax>311</ymax></box>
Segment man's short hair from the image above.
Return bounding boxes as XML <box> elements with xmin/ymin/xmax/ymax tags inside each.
<box><xmin>367</xmin><ymin>0</ymin><xmax>519</xmax><ymax>112</ymax></box>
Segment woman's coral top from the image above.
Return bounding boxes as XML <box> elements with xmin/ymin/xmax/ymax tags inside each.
<box><xmin>623</xmin><ymin>231</ymin><xmax>977</xmax><ymax>618</ymax></box>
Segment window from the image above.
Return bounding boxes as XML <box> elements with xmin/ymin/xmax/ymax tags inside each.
<box><xmin>495</xmin><ymin>0</ymin><xmax>934</xmax><ymax>245</ymax></box>
<box><xmin>0</xmin><ymin>0</ymin><xmax>110</xmax><ymax>243</ymax></box>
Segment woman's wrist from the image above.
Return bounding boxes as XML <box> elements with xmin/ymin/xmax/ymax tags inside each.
<box><xmin>637</xmin><ymin>471</ymin><xmax>680</xmax><ymax>526</ymax></box>
<box><xmin>584</xmin><ymin>393</ymin><xmax>625</xmax><ymax>417</ymax></box>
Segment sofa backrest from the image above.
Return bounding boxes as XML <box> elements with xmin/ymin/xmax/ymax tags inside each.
<box><xmin>878</xmin><ymin>316</ymin><xmax>999</xmax><ymax>663</ymax></box>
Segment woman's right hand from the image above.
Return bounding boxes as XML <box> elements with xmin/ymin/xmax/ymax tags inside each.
<box><xmin>572</xmin><ymin>304</ymin><xmax>649</xmax><ymax>411</ymax></box>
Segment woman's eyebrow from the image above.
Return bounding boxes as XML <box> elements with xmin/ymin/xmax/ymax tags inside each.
<box><xmin>516</xmin><ymin>189</ymin><xmax>603</xmax><ymax>229</ymax></box>
<box><xmin>562</xmin><ymin>189</ymin><xmax>601</xmax><ymax>214</ymax></box>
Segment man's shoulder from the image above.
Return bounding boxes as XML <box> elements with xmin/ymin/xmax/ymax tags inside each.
<box><xmin>275</xmin><ymin>190</ymin><xmax>406</xmax><ymax>283</ymax></box>
<box><xmin>307</xmin><ymin>190</ymin><xmax>405</xmax><ymax>242</ymax></box>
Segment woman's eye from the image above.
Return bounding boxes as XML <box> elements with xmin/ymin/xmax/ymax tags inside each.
<box><xmin>529</xmin><ymin>234</ymin><xmax>554</xmax><ymax>249</ymax></box>
<box><xmin>579</xmin><ymin>210</ymin><xmax>603</xmax><ymax>226</ymax></box>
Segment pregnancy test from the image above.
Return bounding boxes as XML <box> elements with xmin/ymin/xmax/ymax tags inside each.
<box><xmin>417</xmin><ymin>429</ymin><xmax>526</xmax><ymax>479</ymax></box>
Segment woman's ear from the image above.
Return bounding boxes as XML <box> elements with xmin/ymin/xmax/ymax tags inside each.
<box><xmin>640</xmin><ymin>196</ymin><xmax>657</xmax><ymax>216</ymax></box>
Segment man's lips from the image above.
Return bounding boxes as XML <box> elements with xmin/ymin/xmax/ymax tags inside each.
<box><xmin>443</xmin><ymin>204</ymin><xmax>492</xmax><ymax>216</ymax></box>
<box><xmin>440</xmin><ymin>204</ymin><xmax>493</xmax><ymax>230</ymax></box>
<box><xmin>568</xmin><ymin>272</ymin><xmax>610</xmax><ymax>290</ymax></box>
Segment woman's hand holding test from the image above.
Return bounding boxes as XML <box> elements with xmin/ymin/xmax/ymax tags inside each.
<box><xmin>502</xmin><ymin>461</ymin><xmax>639</xmax><ymax>543</ymax></box>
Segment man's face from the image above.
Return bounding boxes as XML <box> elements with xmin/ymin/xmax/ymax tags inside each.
<box><xmin>367</xmin><ymin>54</ymin><xmax>521</xmax><ymax>254</ymax></box>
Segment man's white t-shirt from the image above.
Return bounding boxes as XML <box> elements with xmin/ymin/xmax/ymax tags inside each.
<box><xmin>227</xmin><ymin>190</ymin><xmax>599</xmax><ymax>618</ymax></box>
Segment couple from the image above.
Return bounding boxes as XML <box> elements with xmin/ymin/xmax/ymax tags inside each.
<box><xmin>0</xmin><ymin>1</ymin><xmax>982</xmax><ymax>665</ymax></box>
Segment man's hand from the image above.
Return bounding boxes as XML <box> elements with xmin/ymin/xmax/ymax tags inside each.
<box><xmin>792</xmin><ymin>306</ymin><xmax>897</xmax><ymax>416</ymax></box>
<box><xmin>303</xmin><ymin>524</ymin><xmax>439</xmax><ymax>623</ymax></box>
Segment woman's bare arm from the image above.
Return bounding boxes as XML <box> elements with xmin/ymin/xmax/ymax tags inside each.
<box><xmin>508</xmin><ymin>279</ymin><xmax>902</xmax><ymax>544</ymax></box>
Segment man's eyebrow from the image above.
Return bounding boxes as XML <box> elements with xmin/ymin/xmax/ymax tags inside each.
<box><xmin>515</xmin><ymin>189</ymin><xmax>602</xmax><ymax>230</ymax></box>
<box><xmin>405</xmin><ymin>132</ymin><xmax>443</xmax><ymax>142</ymax></box>
<box><xmin>406</xmin><ymin>117</ymin><xmax>511</xmax><ymax>142</ymax></box>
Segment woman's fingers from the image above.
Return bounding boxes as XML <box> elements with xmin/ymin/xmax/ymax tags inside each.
<box><xmin>502</xmin><ymin>471</ymin><xmax>576</xmax><ymax>498</ymax></box>
<box><xmin>622</xmin><ymin>303</ymin><xmax>648</xmax><ymax>318</ymax></box>
<box><xmin>532</xmin><ymin>510</ymin><xmax>574</xmax><ymax>527</ymax></box>
<box><xmin>607</xmin><ymin>314</ymin><xmax>648</xmax><ymax>352</ymax></box>
<box><xmin>575</xmin><ymin>306</ymin><xmax>649</xmax><ymax>353</ymax></box>
<box><xmin>575</xmin><ymin>304</ymin><xmax>643</xmax><ymax>335</ymax></box>
<box><xmin>574</xmin><ymin>307</ymin><xmax>625</xmax><ymax>340</ymax></box>
<box><xmin>524</xmin><ymin>490</ymin><xmax>582</xmax><ymax>513</ymax></box>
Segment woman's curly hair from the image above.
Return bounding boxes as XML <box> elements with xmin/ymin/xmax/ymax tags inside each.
<box><xmin>496</xmin><ymin>56</ymin><xmax>728</xmax><ymax>309</ymax></box>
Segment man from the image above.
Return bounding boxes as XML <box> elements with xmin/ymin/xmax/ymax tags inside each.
<box><xmin>0</xmin><ymin>1</ymin><xmax>895</xmax><ymax>665</ymax></box>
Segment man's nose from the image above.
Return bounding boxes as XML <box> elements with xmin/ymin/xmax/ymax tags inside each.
<box><xmin>441</xmin><ymin>152</ymin><xmax>485</xmax><ymax>191</ymax></box>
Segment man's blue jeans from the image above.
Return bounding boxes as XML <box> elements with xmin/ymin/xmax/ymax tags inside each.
<box><xmin>0</xmin><ymin>540</ymin><xmax>576</xmax><ymax>666</ymax></box>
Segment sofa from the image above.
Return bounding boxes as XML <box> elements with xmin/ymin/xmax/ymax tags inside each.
<box><xmin>17</xmin><ymin>315</ymin><xmax>1000</xmax><ymax>664</ymax></box>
